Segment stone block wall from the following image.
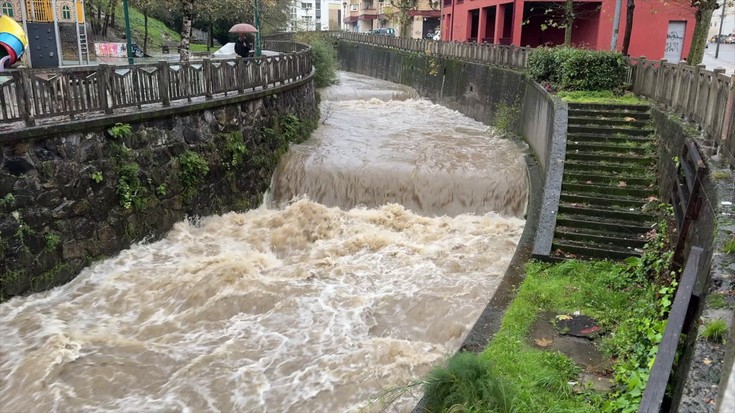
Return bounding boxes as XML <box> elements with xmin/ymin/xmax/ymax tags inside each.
<box><xmin>0</xmin><ymin>80</ymin><xmax>319</xmax><ymax>300</ymax></box>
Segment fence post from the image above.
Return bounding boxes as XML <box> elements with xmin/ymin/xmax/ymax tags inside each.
<box><xmin>203</xmin><ymin>58</ymin><xmax>213</xmax><ymax>100</ymax></box>
<box><xmin>236</xmin><ymin>59</ymin><xmax>245</xmax><ymax>94</ymax></box>
<box><xmin>15</xmin><ymin>69</ymin><xmax>35</xmax><ymax>126</ymax></box>
<box><xmin>157</xmin><ymin>61</ymin><xmax>171</xmax><ymax>107</ymax></box>
<box><xmin>97</xmin><ymin>64</ymin><xmax>113</xmax><ymax>114</ymax></box>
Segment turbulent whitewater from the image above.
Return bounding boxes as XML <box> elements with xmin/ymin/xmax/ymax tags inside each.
<box><xmin>0</xmin><ymin>72</ymin><xmax>529</xmax><ymax>412</ymax></box>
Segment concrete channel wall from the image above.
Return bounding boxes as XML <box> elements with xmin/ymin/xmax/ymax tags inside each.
<box><xmin>335</xmin><ymin>39</ymin><xmax>734</xmax><ymax>413</ymax></box>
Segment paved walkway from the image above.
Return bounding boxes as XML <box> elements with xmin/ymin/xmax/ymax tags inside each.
<box><xmin>702</xmin><ymin>43</ymin><xmax>735</xmax><ymax>75</ymax></box>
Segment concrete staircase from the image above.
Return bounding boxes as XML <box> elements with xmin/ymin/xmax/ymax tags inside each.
<box><xmin>552</xmin><ymin>103</ymin><xmax>658</xmax><ymax>261</ymax></box>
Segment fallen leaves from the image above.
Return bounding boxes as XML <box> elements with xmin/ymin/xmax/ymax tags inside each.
<box><xmin>624</xmin><ymin>116</ymin><xmax>637</xmax><ymax>122</ymax></box>
<box><xmin>534</xmin><ymin>337</ymin><xmax>554</xmax><ymax>347</ymax></box>
<box><xmin>556</xmin><ymin>314</ymin><xmax>573</xmax><ymax>321</ymax></box>
<box><xmin>618</xmin><ymin>181</ymin><xmax>628</xmax><ymax>187</ymax></box>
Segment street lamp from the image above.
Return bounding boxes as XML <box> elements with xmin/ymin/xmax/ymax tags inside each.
<box><xmin>715</xmin><ymin>0</ymin><xmax>728</xmax><ymax>59</ymax></box>
<box><xmin>254</xmin><ymin>0</ymin><xmax>262</xmax><ymax>56</ymax></box>
<box><xmin>123</xmin><ymin>0</ymin><xmax>134</xmax><ymax>64</ymax></box>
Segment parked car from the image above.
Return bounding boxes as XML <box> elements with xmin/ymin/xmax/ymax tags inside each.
<box><xmin>371</xmin><ymin>28</ymin><xmax>396</xmax><ymax>36</ymax></box>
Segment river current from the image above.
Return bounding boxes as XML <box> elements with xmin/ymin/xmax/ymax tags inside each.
<box><xmin>0</xmin><ymin>72</ymin><xmax>528</xmax><ymax>412</ymax></box>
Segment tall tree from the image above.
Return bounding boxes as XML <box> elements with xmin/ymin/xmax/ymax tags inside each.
<box><xmin>132</xmin><ymin>0</ymin><xmax>155</xmax><ymax>53</ymax></box>
<box><xmin>180</xmin><ymin>0</ymin><xmax>194</xmax><ymax>61</ymax></box>
<box><xmin>687</xmin><ymin>0</ymin><xmax>720</xmax><ymax>64</ymax></box>
<box><xmin>522</xmin><ymin>2</ymin><xmax>601</xmax><ymax>46</ymax></box>
<box><xmin>387</xmin><ymin>0</ymin><xmax>418</xmax><ymax>37</ymax></box>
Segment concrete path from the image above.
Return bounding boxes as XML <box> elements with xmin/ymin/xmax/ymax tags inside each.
<box><xmin>702</xmin><ymin>43</ymin><xmax>735</xmax><ymax>75</ymax></box>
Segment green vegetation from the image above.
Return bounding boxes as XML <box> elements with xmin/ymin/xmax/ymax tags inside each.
<box><xmin>424</xmin><ymin>352</ymin><xmax>518</xmax><ymax>412</ymax></box>
<box><xmin>108</xmin><ymin>123</ymin><xmax>134</xmax><ymax>140</ymax></box>
<box><xmin>116</xmin><ymin>163</ymin><xmax>143</xmax><ymax>210</ymax></box>
<box><xmin>220</xmin><ymin>131</ymin><xmax>249</xmax><ymax>175</ymax></box>
<box><xmin>494</xmin><ymin>101</ymin><xmax>521</xmax><ymax>133</ymax></box>
<box><xmin>44</xmin><ymin>232</ymin><xmax>61</xmax><ymax>251</ymax></box>
<box><xmin>177</xmin><ymin>151</ymin><xmax>209</xmax><ymax>199</ymax></box>
<box><xmin>421</xmin><ymin>210</ymin><xmax>677</xmax><ymax>413</ymax></box>
<box><xmin>707</xmin><ymin>293</ymin><xmax>729</xmax><ymax>309</ymax></box>
<box><xmin>0</xmin><ymin>193</ymin><xmax>14</xmax><ymax>209</ymax></box>
<box><xmin>91</xmin><ymin>171</ymin><xmax>104</xmax><ymax>184</ymax></box>
<box><xmin>293</xmin><ymin>32</ymin><xmax>339</xmax><ymax>88</ymax></box>
<box><xmin>527</xmin><ymin>47</ymin><xmax>628</xmax><ymax>93</ymax></box>
<box><xmin>557</xmin><ymin>91</ymin><xmax>646</xmax><ymax>105</ymax></box>
<box><xmin>711</xmin><ymin>170</ymin><xmax>730</xmax><ymax>181</ymax></box>
<box><xmin>701</xmin><ymin>319</ymin><xmax>728</xmax><ymax>344</ymax></box>
<box><xmin>114</xmin><ymin>3</ymin><xmax>181</xmax><ymax>52</ymax></box>
<box><xmin>723</xmin><ymin>236</ymin><xmax>735</xmax><ymax>254</ymax></box>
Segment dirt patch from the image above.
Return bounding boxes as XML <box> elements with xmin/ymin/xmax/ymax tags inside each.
<box><xmin>528</xmin><ymin>311</ymin><xmax>614</xmax><ymax>391</ymax></box>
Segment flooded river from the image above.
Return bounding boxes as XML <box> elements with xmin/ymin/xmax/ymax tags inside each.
<box><xmin>0</xmin><ymin>72</ymin><xmax>528</xmax><ymax>412</ymax></box>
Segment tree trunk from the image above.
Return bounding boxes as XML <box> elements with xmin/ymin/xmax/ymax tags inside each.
<box><xmin>686</xmin><ymin>6</ymin><xmax>717</xmax><ymax>65</ymax></box>
<box><xmin>179</xmin><ymin>0</ymin><xmax>194</xmax><ymax>62</ymax></box>
<box><xmin>143</xmin><ymin>10</ymin><xmax>149</xmax><ymax>54</ymax></box>
<box><xmin>621</xmin><ymin>0</ymin><xmax>634</xmax><ymax>55</ymax></box>
<box><xmin>102</xmin><ymin>0</ymin><xmax>114</xmax><ymax>36</ymax></box>
<box><xmin>208</xmin><ymin>20</ymin><xmax>213</xmax><ymax>52</ymax></box>
<box><xmin>111</xmin><ymin>0</ymin><xmax>117</xmax><ymax>29</ymax></box>
<box><xmin>564</xmin><ymin>0</ymin><xmax>574</xmax><ymax>46</ymax></box>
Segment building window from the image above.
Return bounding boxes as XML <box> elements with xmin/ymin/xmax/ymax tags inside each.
<box><xmin>62</xmin><ymin>4</ymin><xmax>71</xmax><ymax>19</ymax></box>
<box><xmin>350</xmin><ymin>4</ymin><xmax>358</xmax><ymax>11</ymax></box>
<box><xmin>301</xmin><ymin>2</ymin><xmax>312</xmax><ymax>9</ymax></box>
<box><xmin>1</xmin><ymin>1</ymin><xmax>14</xmax><ymax>17</ymax></box>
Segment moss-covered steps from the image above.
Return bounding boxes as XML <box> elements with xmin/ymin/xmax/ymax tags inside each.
<box><xmin>552</xmin><ymin>103</ymin><xmax>657</xmax><ymax>261</ymax></box>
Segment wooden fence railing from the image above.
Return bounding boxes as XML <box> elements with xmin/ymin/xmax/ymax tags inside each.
<box><xmin>332</xmin><ymin>32</ymin><xmax>735</xmax><ymax>169</ymax></box>
<box><xmin>0</xmin><ymin>40</ymin><xmax>312</xmax><ymax>127</ymax></box>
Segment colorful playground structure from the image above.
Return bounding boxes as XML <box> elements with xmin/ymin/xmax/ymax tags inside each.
<box><xmin>0</xmin><ymin>14</ymin><xmax>27</xmax><ymax>70</ymax></box>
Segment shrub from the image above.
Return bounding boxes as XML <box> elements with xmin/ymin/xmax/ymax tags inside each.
<box><xmin>527</xmin><ymin>47</ymin><xmax>628</xmax><ymax>93</ymax></box>
<box><xmin>423</xmin><ymin>352</ymin><xmax>517</xmax><ymax>413</ymax></box>
<box><xmin>294</xmin><ymin>32</ymin><xmax>339</xmax><ymax>88</ymax></box>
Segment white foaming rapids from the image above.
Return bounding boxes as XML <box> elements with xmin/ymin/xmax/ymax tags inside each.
<box><xmin>0</xmin><ymin>201</ymin><xmax>524</xmax><ymax>412</ymax></box>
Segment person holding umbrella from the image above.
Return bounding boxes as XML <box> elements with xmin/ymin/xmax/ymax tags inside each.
<box><xmin>235</xmin><ymin>34</ymin><xmax>251</xmax><ymax>58</ymax></box>
<box><xmin>230</xmin><ymin>23</ymin><xmax>258</xmax><ymax>58</ymax></box>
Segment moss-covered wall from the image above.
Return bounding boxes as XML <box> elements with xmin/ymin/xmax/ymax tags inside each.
<box><xmin>0</xmin><ymin>82</ymin><xmax>319</xmax><ymax>300</ymax></box>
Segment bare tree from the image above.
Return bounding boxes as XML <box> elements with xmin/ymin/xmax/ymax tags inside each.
<box><xmin>523</xmin><ymin>1</ymin><xmax>601</xmax><ymax>47</ymax></box>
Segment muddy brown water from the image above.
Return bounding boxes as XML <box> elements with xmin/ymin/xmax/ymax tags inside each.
<box><xmin>0</xmin><ymin>72</ymin><xmax>529</xmax><ymax>412</ymax></box>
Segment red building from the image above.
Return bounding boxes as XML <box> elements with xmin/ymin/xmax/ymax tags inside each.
<box><xmin>440</xmin><ymin>0</ymin><xmax>697</xmax><ymax>60</ymax></box>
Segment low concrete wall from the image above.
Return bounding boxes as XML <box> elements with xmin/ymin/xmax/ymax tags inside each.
<box><xmin>0</xmin><ymin>77</ymin><xmax>319</xmax><ymax>300</ymax></box>
<box><xmin>651</xmin><ymin>108</ymin><xmax>735</xmax><ymax>413</ymax></box>
<box><xmin>336</xmin><ymin>41</ymin><xmax>567</xmax><ymax>258</ymax></box>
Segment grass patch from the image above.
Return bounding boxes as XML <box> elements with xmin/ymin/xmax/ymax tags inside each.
<box><xmin>114</xmin><ymin>4</ymin><xmax>181</xmax><ymax>52</ymax></box>
<box><xmin>558</xmin><ymin>91</ymin><xmax>647</xmax><ymax>105</ymax></box>
<box><xmin>701</xmin><ymin>319</ymin><xmax>728</xmax><ymax>344</ymax></box>
<box><xmin>707</xmin><ymin>293</ymin><xmax>729</xmax><ymax>309</ymax></box>
<box><xmin>723</xmin><ymin>235</ymin><xmax>735</xmax><ymax>254</ymax></box>
<box><xmin>422</xmin><ymin>210</ymin><xmax>677</xmax><ymax>413</ymax></box>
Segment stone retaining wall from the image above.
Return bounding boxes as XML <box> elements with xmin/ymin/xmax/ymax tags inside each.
<box><xmin>0</xmin><ymin>78</ymin><xmax>319</xmax><ymax>300</ymax></box>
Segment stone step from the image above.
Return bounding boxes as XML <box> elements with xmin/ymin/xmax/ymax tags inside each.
<box><xmin>554</xmin><ymin>227</ymin><xmax>649</xmax><ymax>249</ymax></box>
<box><xmin>556</xmin><ymin>215</ymin><xmax>652</xmax><ymax>234</ymax></box>
<box><xmin>558</xmin><ymin>204</ymin><xmax>654</xmax><ymax>222</ymax></box>
<box><xmin>568</xmin><ymin>125</ymin><xmax>653</xmax><ymax>137</ymax></box>
<box><xmin>559</xmin><ymin>192</ymin><xmax>649</xmax><ymax>209</ymax></box>
<box><xmin>567</xmin><ymin>141</ymin><xmax>651</xmax><ymax>155</ymax></box>
<box><xmin>568</xmin><ymin>109</ymin><xmax>652</xmax><ymax>121</ymax></box>
<box><xmin>567</xmin><ymin>116</ymin><xmax>650</xmax><ymax>129</ymax></box>
<box><xmin>567</xmin><ymin>103</ymin><xmax>651</xmax><ymax>113</ymax></box>
<box><xmin>564</xmin><ymin>170</ymin><xmax>653</xmax><ymax>186</ymax></box>
<box><xmin>564</xmin><ymin>160</ymin><xmax>648</xmax><ymax>174</ymax></box>
<box><xmin>552</xmin><ymin>239</ymin><xmax>643</xmax><ymax>260</ymax></box>
<box><xmin>567</xmin><ymin>133</ymin><xmax>655</xmax><ymax>144</ymax></box>
<box><xmin>565</xmin><ymin>151</ymin><xmax>655</xmax><ymax>165</ymax></box>
<box><xmin>562</xmin><ymin>182</ymin><xmax>656</xmax><ymax>198</ymax></box>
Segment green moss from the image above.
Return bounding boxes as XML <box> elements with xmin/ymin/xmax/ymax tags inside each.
<box><xmin>707</xmin><ymin>293</ymin><xmax>729</xmax><ymax>309</ymax></box>
<box><xmin>44</xmin><ymin>232</ymin><xmax>61</xmax><ymax>251</ymax></box>
<box><xmin>30</xmin><ymin>263</ymin><xmax>71</xmax><ymax>292</ymax></box>
<box><xmin>723</xmin><ymin>236</ymin><xmax>735</xmax><ymax>254</ymax></box>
